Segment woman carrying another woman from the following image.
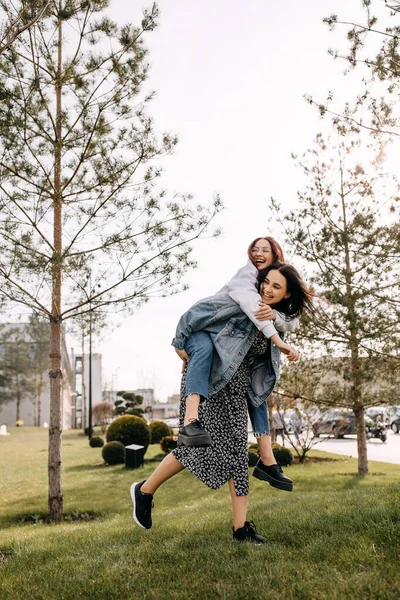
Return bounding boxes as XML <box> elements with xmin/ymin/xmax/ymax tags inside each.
<box><xmin>175</xmin><ymin>237</ymin><xmax>299</xmax><ymax>492</ymax></box>
<box><xmin>130</xmin><ymin>261</ymin><xmax>313</xmax><ymax>543</ymax></box>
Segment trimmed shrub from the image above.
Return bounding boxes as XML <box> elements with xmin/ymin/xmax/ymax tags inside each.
<box><xmin>89</xmin><ymin>436</ymin><xmax>104</xmax><ymax>448</ymax></box>
<box><xmin>272</xmin><ymin>442</ymin><xmax>293</xmax><ymax>466</ymax></box>
<box><xmin>102</xmin><ymin>441</ymin><xmax>125</xmax><ymax>465</ymax></box>
<box><xmin>150</xmin><ymin>420</ymin><xmax>173</xmax><ymax>444</ymax></box>
<box><xmin>248</xmin><ymin>449</ymin><xmax>259</xmax><ymax>466</ymax></box>
<box><xmin>248</xmin><ymin>443</ymin><xmax>259</xmax><ymax>454</ymax></box>
<box><xmin>106</xmin><ymin>415</ymin><xmax>150</xmax><ymax>452</ymax></box>
<box><xmin>160</xmin><ymin>435</ymin><xmax>178</xmax><ymax>453</ymax></box>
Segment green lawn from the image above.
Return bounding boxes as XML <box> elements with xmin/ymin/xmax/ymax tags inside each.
<box><xmin>1</xmin><ymin>427</ymin><xmax>399</xmax><ymax>600</ymax></box>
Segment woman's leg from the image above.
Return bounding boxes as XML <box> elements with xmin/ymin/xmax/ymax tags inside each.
<box><xmin>183</xmin><ymin>331</ymin><xmax>214</xmax><ymax>423</ymax></box>
<box><xmin>229</xmin><ymin>479</ymin><xmax>267</xmax><ymax>543</ymax></box>
<box><xmin>228</xmin><ymin>478</ymin><xmax>247</xmax><ymax>530</ymax></box>
<box><xmin>141</xmin><ymin>453</ymin><xmax>184</xmax><ymax>495</ymax></box>
<box><xmin>131</xmin><ymin>454</ymin><xmax>184</xmax><ymax>530</ymax></box>
<box><xmin>248</xmin><ymin>400</ymin><xmax>293</xmax><ymax>492</ymax></box>
<box><xmin>178</xmin><ymin>332</ymin><xmax>214</xmax><ymax>446</ymax></box>
<box><xmin>247</xmin><ymin>400</ymin><xmax>276</xmax><ymax>464</ymax></box>
<box><xmin>257</xmin><ymin>433</ymin><xmax>276</xmax><ymax>466</ymax></box>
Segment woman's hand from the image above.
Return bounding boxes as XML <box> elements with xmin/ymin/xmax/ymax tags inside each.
<box><xmin>175</xmin><ymin>347</ymin><xmax>190</xmax><ymax>372</ymax></box>
<box><xmin>254</xmin><ymin>303</ymin><xmax>277</xmax><ymax>321</ymax></box>
<box><xmin>274</xmin><ymin>340</ymin><xmax>300</xmax><ymax>362</ymax></box>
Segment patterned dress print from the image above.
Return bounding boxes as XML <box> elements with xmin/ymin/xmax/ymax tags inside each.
<box><xmin>173</xmin><ymin>334</ymin><xmax>269</xmax><ymax>496</ymax></box>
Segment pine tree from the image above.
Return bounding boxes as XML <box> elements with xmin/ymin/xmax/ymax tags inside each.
<box><xmin>0</xmin><ymin>1</ymin><xmax>221</xmax><ymax>520</ymax></box>
<box><xmin>271</xmin><ymin>123</ymin><xmax>400</xmax><ymax>475</ymax></box>
<box><xmin>0</xmin><ymin>1</ymin><xmax>49</xmax><ymax>55</ymax></box>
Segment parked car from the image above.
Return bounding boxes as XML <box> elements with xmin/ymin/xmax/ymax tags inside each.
<box><xmin>312</xmin><ymin>409</ymin><xmax>373</xmax><ymax>439</ymax></box>
<box><xmin>391</xmin><ymin>416</ymin><xmax>400</xmax><ymax>434</ymax></box>
<box><xmin>386</xmin><ymin>407</ymin><xmax>400</xmax><ymax>433</ymax></box>
<box><xmin>365</xmin><ymin>406</ymin><xmax>390</xmax><ymax>426</ymax></box>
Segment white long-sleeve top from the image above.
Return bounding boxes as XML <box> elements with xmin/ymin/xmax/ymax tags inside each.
<box><xmin>213</xmin><ymin>260</ymin><xmax>299</xmax><ymax>338</ymax></box>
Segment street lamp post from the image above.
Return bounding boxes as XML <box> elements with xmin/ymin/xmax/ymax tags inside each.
<box><xmin>88</xmin><ymin>307</ymin><xmax>93</xmax><ymax>439</ymax></box>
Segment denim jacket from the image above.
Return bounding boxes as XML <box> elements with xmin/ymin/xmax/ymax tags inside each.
<box><xmin>172</xmin><ymin>295</ymin><xmax>282</xmax><ymax>407</ymax></box>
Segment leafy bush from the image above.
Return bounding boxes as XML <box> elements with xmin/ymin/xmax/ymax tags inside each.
<box><xmin>102</xmin><ymin>441</ymin><xmax>125</xmax><ymax>465</ymax></box>
<box><xmin>84</xmin><ymin>426</ymin><xmax>93</xmax><ymax>437</ymax></box>
<box><xmin>150</xmin><ymin>420</ymin><xmax>173</xmax><ymax>444</ymax></box>
<box><xmin>106</xmin><ymin>415</ymin><xmax>150</xmax><ymax>452</ymax></box>
<box><xmin>160</xmin><ymin>436</ymin><xmax>178</xmax><ymax>453</ymax></box>
<box><xmin>89</xmin><ymin>436</ymin><xmax>104</xmax><ymax>448</ymax></box>
<box><xmin>248</xmin><ymin>449</ymin><xmax>259</xmax><ymax>466</ymax></box>
<box><xmin>272</xmin><ymin>442</ymin><xmax>293</xmax><ymax>466</ymax></box>
<box><xmin>248</xmin><ymin>443</ymin><xmax>259</xmax><ymax>454</ymax></box>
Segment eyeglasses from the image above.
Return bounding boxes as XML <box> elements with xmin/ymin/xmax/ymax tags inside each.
<box><xmin>252</xmin><ymin>247</ymin><xmax>272</xmax><ymax>253</ymax></box>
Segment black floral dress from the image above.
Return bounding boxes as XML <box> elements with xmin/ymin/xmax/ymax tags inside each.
<box><xmin>173</xmin><ymin>334</ymin><xmax>269</xmax><ymax>496</ymax></box>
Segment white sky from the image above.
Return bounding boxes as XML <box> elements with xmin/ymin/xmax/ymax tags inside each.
<box><xmin>88</xmin><ymin>0</ymin><xmax>372</xmax><ymax>400</ymax></box>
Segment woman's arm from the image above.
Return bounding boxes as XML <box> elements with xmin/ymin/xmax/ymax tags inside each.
<box><xmin>256</xmin><ymin>307</ymin><xmax>299</xmax><ymax>332</ymax></box>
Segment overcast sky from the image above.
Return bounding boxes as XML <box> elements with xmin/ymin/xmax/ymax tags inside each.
<box><xmin>87</xmin><ymin>0</ymin><xmax>371</xmax><ymax>401</ymax></box>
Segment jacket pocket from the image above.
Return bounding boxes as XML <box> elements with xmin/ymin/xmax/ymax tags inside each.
<box><xmin>225</xmin><ymin>318</ymin><xmax>247</xmax><ymax>338</ymax></box>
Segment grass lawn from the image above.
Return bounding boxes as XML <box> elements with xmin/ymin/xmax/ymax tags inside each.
<box><xmin>0</xmin><ymin>427</ymin><xmax>399</xmax><ymax>600</ymax></box>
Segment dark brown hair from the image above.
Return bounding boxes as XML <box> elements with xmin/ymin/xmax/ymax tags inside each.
<box><xmin>247</xmin><ymin>237</ymin><xmax>285</xmax><ymax>264</ymax></box>
<box><xmin>257</xmin><ymin>262</ymin><xmax>313</xmax><ymax>318</ymax></box>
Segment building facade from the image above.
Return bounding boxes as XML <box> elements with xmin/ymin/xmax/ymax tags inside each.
<box><xmin>0</xmin><ymin>323</ymin><xmax>75</xmax><ymax>429</ymax></box>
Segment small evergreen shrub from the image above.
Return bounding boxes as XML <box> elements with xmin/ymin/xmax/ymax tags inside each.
<box><xmin>160</xmin><ymin>435</ymin><xmax>178</xmax><ymax>453</ymax></box>
<box><xmin>272</xmin><ymin>442</ymin><xmax>293</xmax><ymax>466</ymax></box>
<box><xmin>248</xmin><ymin>443</ymin><xmax>259</xmax><ymax>454</ymax></box>
<box><xmin>102</xmin><ymin>441</ymin><xmax>125</xmax><ymax>465</ymax></box>
<box><xmin>84</xmin><ymin>426</ymin><xmax>93</xmax><ymax>437</ymax></box>
<box><xmin>248</xmin><ymin>449</ymin><xmax>259</xmax><ymax>466</ymax></box>
<box><xmin>106</xmin><ymin>415</ymin><xmax>150</xmax><ymax>452</ymax></box>
<box><xmin>150</xmin><ymin>420</ymin><xmax>173</xmax><ymax>444</ymax></box>
<box><xmin>89</xmin><ymin>436</ymin><xmax>104</xmax><ymax>448</ymax></box>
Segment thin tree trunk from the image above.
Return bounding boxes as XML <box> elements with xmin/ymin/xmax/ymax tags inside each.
<box><xmin>82</xmin><ymin>332</ymin><xmax>86</xmax><ymax>429</ymax></box>
<box><xmin>16</xmin><ymin>377</ymin><xmax>21</xmax><ymax>422</ymax></box>
<box><xmin>354</xmin><ymin>403</ymin><xmax>368</xmax><ymax>474</ymax></box>
<box><xmin>38</xmin><ymin>369</ymin><xmax>43</xmax><ymax>427</ymax></box>
<box><xmin>339</xmin><ymin>164</ymin><xmax>368</xmax><ymax>475</ymax></box>
<box><xmin>48</xmin><ymin>13</ymin><xmax>63</xmax><ymax>522</ymax></box>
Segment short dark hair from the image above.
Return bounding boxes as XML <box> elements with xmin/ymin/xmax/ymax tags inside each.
<box><xmin>257</xmin><ymin>262</ymin><xmax>313</xmax><ymax>317</ymax></box>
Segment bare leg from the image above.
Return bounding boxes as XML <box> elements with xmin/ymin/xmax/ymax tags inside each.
<box><xmin>141</xmin><ymin>453</ymin><xmax>184</xmax><ymax>495</ymax></box>
<box><xmin>228</xmin><ymin>478</ymin><xmax>247</xmax><ymax>530</ymax></box>
<box><xmin>184</xmin><ymin>393</ymin><xmax>200</xmax><ymax>425</ymax></box>
<box><xmin>257</xmin><ymin>433</ymin><xmax>277</xmax><ymax>466</ymax></box>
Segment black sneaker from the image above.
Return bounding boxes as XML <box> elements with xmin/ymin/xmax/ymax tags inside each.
<box><xmin>233</xmin><ymin>520</ymin><xmax>267</xmax><ymax>544</ymax></box>
<box><xmin>130</xmin><ymin>480</ymin><xmax>153</xmax><ymax>529</ymax></box>
<box><xmin>252</xmin><ymin>459</ymin><xmax>293</xmax><ymax>492</ymax></box>
<box><xmin>177</xmin><ymin>419</ymin><xmax>211</xmax><ymax>447</ymax></box>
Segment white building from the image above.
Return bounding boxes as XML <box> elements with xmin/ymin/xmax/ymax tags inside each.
<box><xmin>0</xmin><ymin>323</ymin><xmax>75</xmax><ymax>429</ymax></box>
<box><xmin>150</xmin><ymin>393</ymin><xmax>180</xmax><ymax>421</ymax></box>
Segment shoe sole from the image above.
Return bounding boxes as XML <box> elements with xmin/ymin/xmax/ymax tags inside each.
<box><xmin>177</xmin><ymin>433</ymin><xmax>211</xmax><ymax>447</ymax></box>
<box><xmin>252</xmin><ymin>466</ymin><xmax>293</xmax><ymax>492</ymax></box>
<box><xmin>130</xmin><ymin>482</ymin><xmax>147</xmax><ymax>529</ymax></box>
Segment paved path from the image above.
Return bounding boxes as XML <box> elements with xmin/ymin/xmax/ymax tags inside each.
<box><xmin>248</xmin><ymin>429</ymin><xmax>400</xmax><ymax>465</ymax></box>
<box><xmin>313</xmin><ymin>430</ymin><xmax>400</xmax><ymax>465</ymax></box>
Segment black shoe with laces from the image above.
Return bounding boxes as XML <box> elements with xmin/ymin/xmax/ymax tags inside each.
<box><xmin>252</xmin><ymin>459</ymin><xmax>293</xmax><ymax>492</ymax></box>
<box><xmin>233</xmin><ymin>520</ymin><xmax>267</xmax><ymax>544</ymax></box>
<box><xmin>130</xmin><ymin>480</ymin><xmax>153</xmax><ymax>529</ymax></box>
<box><xmin>177</xmin><ymin>419</ymin><xmax>211</xmax><ymax>447</ymax></box>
